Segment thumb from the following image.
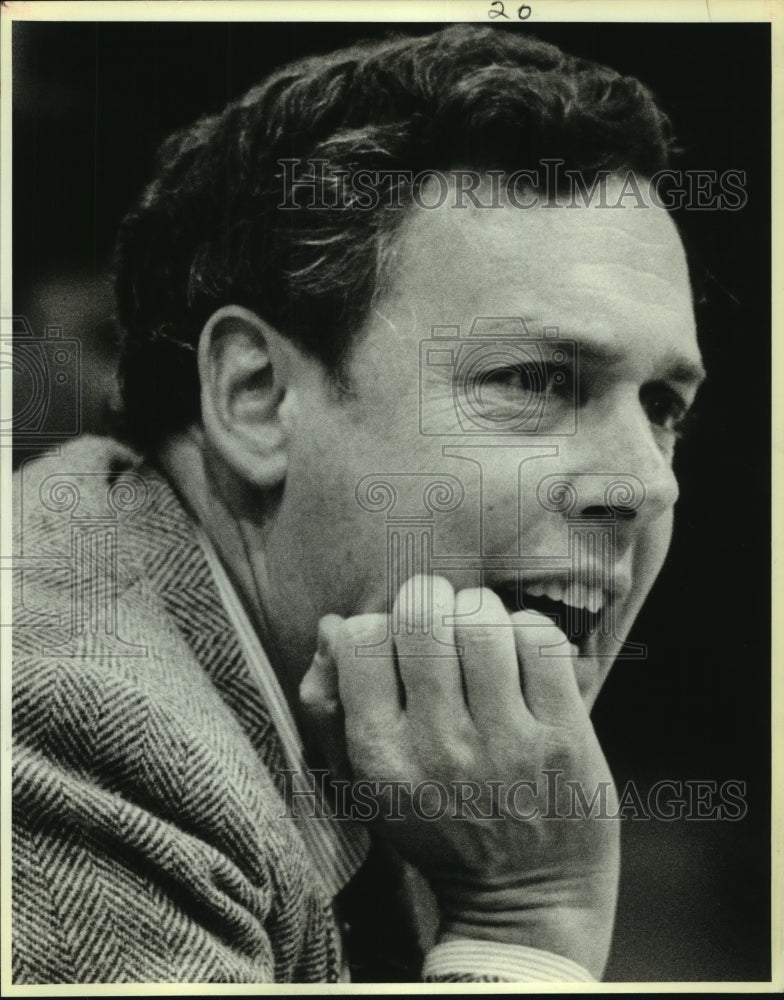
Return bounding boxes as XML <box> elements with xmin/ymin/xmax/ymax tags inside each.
<box><xmin>299</xmin><ymin>615</ymin><xmax>351</xmax><ymax>779</ymax></box>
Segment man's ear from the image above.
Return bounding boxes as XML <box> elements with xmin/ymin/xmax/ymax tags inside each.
<box><xmin>198</xmin><ymin>305</ymin><xmax>292</xmax><ymax>489</ymax></box>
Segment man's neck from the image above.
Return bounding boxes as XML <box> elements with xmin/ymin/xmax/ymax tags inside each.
<box><xmin>156</xmin><ymin>430</ymin><xmax>302</xmax><ymax>709</ymax></box>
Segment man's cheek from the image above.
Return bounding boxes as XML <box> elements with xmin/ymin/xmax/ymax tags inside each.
<box><xmin>638</xmin><ymin>515</ymin><xmax>674</xmax><ymax>588</ymax></box>
<box><xmin>623</xmin><ymin>519</ymin><xmax>674</xmax><ymax>627</ymax></box>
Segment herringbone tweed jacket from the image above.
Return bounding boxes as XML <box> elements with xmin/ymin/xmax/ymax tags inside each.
<box><xmin>11</xmin><ymin>437</ymin><xmax>443</xmax><ymax>985</ymax></box>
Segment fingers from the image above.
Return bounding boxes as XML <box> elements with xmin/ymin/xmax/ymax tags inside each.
<box><xmin>452</xmin><ymin>587</ymin><xmax>527</xmax><ymax>728</ymax></box>
<box><xmin>510</xmin><ymin>610</ymin><xmax>583</xmax><ymax>724</ymax></box>
<box><xmin>312</xmin><ymin>581</ymin><xmax>585</xmax><ymax>754</ymax></box>
<box><xmin>392</xmin><ymin>575</ymin><xmax>466</xmax><ymax>723</ymax></box>
<box><xmin>317</xmin><ymin>613</ymin><xmax>403</xmax><ymax>730</ymax></box>
<box><xmin>299</xmin><ymin>637</ymin><xmax>350</xmax><ymax>777</ymax></box>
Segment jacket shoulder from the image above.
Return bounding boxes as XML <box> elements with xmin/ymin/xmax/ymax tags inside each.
<box><xmin>13</xmin><ymin>637</ymin><xmax>336</xmax><ymax>983</ymax></box>
<box><xmin>12</xmin><ymin>438</ymin><xmax>339</xmax><ymax>983</ymax></box>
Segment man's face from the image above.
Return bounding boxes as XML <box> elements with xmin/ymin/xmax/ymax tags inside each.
<box><xmin>268</xmin><ymin>179</ymin><xmax>703</xmax><ymax>709</ymax></box>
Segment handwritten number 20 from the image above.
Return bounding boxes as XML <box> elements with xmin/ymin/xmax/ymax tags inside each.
<box><xmin>488</xmin><ymin>1</ymin><xmax>532</xmax><ymax>19</ymax></box>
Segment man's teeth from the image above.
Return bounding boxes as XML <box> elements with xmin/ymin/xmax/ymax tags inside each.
<box><xmin>526</xmin><ymin>579</ymin><xmax>563</xmax><ymax>602</ymax></box>
<box><xmin>565</xmin><ymin>581</ymin><xmax>604</xmax><ymax>615</ymax></box>
<box><xmin>523</xmin><ymin>580</ymin><xmax>603</xmax><ymax>615</ymax></box>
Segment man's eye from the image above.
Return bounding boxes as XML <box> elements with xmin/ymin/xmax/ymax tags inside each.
<box><xmin>479</xmin><ymin>362</ymin><xmax>571</xmax><ymax>397</ymax></box>
<box><xmin>641</xmin><ymin>382</ymin><xmax>690</xmax><ymax>437</ymax></box>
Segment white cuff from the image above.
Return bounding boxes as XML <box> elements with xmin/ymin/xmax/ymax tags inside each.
<box><xmin>422</xmin><ymin>938</ymin><xmax>596</xmax><ymax>982</ymax></box>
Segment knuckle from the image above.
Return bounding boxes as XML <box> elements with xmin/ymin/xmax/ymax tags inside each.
<box><xmin>510</xmin><ymin>611</ymin><xmax>567</xmax><ymax>654</ymax></box>
<box><xmin>456</xmin><ymin>587</ymin><xmax>509</xmax><ymax>630</ymax></box>
<box><xmin>430</xmin><ymin>574</ymin><xmax>456</xmax><ymax>606</ymax></box>
<box><xmin>464</xmin><ymin>621</ymin><xmax>507</xmax><ymax>650</ymax></box>
<box><xmin>395</xmin><ymin>574</ymin><xmax>455</xmax><ymax>629</ymax></box>
<box><xmin>454</xmin><ymin>587</ymin><xmax>483</xmax><ymax>614</ymax></box>
<box><xmin>540</xmin><ymin>721</ymin><xmax>590</xmax><ymax>764</ymax></box>
<box><xmin>334</xmin><ymin>613</ymin><xmax>388</xmax><ymax>659</ymax></box>
<box><xmin>460</xmin><ymin>611</ymin><xmax>513</xmax><ymax>656</ymax></box>
<box><xmin>347</xmin><ymin>719</ymin><xmax>408</xmax><ymax>775</ymax></box>
<box><xmin>510</xmin><ymin>609</ymin><xmax>560</xmax><ymax>636</ymax></box>
<box><xmin>475</xmin><ymin>586</ymin><xmax>507</xmax><ymax>617</ymax></box>
<box><xmin>299</xmin><ymin>683</ymin><xmax>340</xmax><ymax>724</ymax></box>
<box><xmin>298</xmin><ymin>674</ymin><xmax>324</xmax><ymax>711</ymax></box>
<box><xmin>418</xmin><ymin>718</ymin><xmax>478</xmax><ymax>774</ymax></box>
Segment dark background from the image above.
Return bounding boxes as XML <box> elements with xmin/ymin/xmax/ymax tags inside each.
<box><xmin>12</xmin><ymin>20</ymin><xmax>771</xmax><ymax>982</ymax></box>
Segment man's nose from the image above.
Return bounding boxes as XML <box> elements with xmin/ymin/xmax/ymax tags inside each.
<box><xmin>540</xmin><ymin>397</ymin><xmax>679</xmax><ymax>526</ymax></box>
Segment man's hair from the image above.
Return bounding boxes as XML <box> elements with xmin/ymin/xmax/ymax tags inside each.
<box><xmin>114</xmin><ymin>25</ymin><xmax>673</xmax><ymax>451</ymax></box>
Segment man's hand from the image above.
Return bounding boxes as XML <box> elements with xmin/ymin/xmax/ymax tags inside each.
<box><xmin>299</xmin><ymin>575</ymin><xmax>619</xmax><ymax>978</ymax></box>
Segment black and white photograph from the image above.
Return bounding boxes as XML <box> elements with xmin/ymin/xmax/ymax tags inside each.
<box><xmin>2</xmin><ymin>0</ymin><xmax>778</xmax><ymax>990</ymax></box>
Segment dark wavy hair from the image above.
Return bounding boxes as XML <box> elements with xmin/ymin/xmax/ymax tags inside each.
<box><xmin>114</xmin><ymin>25</ymin><xmax>674</xmax><ymax>451</ymax></box>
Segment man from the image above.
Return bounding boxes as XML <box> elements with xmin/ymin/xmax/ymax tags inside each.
<box><xmin>12</xmin><ymin>25</ymin><xmax>704</xmax><ymax>984</ymax></box>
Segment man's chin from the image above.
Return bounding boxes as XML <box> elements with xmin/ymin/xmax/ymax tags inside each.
<box><xmin>573</xmin><ymin>634</ymin><xmax>625</xmax><ymax>711</ymax></box>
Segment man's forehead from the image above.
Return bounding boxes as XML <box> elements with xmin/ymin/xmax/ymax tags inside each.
<box><xmin>379</xmin><ymin>179</ymin><xmax>698</xmax><ymax>364</ymax></box>
<box><xmin>390</xmin><ymin>180</ymin><xmax>688</xmax><ymax>288</ymax></box>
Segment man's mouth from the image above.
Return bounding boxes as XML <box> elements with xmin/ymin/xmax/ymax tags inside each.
<box><xmin>492</xmin><ymin>578</ymin><xmax>604</xmax><ymax>651</ymax></box>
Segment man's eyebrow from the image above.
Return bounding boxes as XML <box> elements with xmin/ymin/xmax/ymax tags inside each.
<box><xmin>477</xmin><ymin>322</ymin><xmax>707</xmax><ymax>385</ymax></box>
<box><xmin>665</xmin><ymin>358</ymin><xmax>707</xmax><ymax>387</ymax></box>
<box><xmin>567</xmin><ymin>340</ymin><xmax>707</xmax><ymax>387</ymax></box>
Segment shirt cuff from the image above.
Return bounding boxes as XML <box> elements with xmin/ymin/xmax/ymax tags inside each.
<box><xmin>421</xmin><ymin>938</ymin><xmax>596</xmax><ymax>982</ymax></box>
